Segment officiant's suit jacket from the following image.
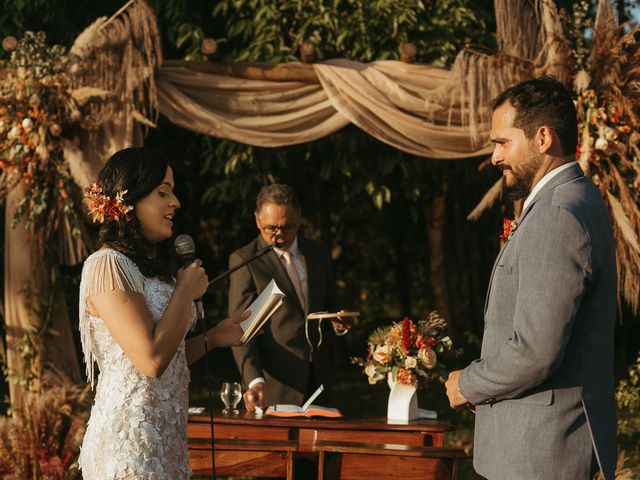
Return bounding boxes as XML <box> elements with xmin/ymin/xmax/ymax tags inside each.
<box><xmin>228</xmin><ymin>235</ymin><xmax>337</xmax><ymax>406</ymax></box>
<box><xmin>459</xmin><ymin>163</ymin><xmax>617</xmax><ymax>480</ymax></box>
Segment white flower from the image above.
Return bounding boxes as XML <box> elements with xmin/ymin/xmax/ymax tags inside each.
<box><xmin>21</xmin><ymin>118</ymin><xmax>33</xmax><ymax>130</ymax></box>
<box><xmin>603</xmin><ymin>126</ymin><xmax>616</xmax><ymax>141</ymax></box>
<box><xmin>8</xmin><ymin>126</ymin><xmax>19</xmax><ymax>140</ymax></box>
<box><xmin>594</xmin><ymin>137</ymin><xmax>608</xmax><ymax>150</ymax></box>
<box><xmin>418</xmin><ymin>347</ymin><xmax>437</xmax><ymax>369</ymax></box>
<box><xmin>373</xmin><ymin>345</ymin><xmax>392</xmax><ymax>364</ymax></box>
<box><xmin>404</xmin><ymin>356</ymin><xmax>417</xmax><ymax>369</ymax></box>
<box><xmin>364</xmin><ymin>363</ymin><xmax>378</xmax><ymax>377</ymax></box>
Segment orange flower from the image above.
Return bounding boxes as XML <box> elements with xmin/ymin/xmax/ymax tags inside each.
<box><xmin>499</xmin><ymin>216</ymin><xmax>519</xmax><ymax>240</ymax></box>
<box><xmin>396</xmin><ymin>368</ymin><xmax>418</xmax><ymax>386</ymax></box>
<box><xmin>83</xmin><ymin>183</ymin><xmax>133</xmax><ymax>224</ymax></box>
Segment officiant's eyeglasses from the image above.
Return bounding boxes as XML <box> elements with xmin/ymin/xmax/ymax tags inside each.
<box><xmin>258</xmin><ymin>222</ymin><xmax>298</xmax><ymax>235</ymax></box>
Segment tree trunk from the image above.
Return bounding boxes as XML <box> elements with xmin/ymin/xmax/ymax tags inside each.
<box><xmin>390</xmin><ymin>201</ymin><xmax>411</xmax><ymax>316</ymax></box>
<box><xmin>4</xmin><ymin>188</ymin><xmax>81</xmax><ymax>410</ymax></box>
<box><xmin>424</xmin><ymin>184</ymin><xmax>452</xmax><ymax>329</ymax></box>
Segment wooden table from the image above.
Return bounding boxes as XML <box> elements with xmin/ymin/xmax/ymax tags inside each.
<box><xmin>188</xmin><ymin>411</ymin><xmax>465</xmax><ymax>479</ymax></box>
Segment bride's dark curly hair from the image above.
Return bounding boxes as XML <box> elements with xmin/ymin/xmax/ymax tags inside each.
<box><xmin>95</xmin><ymin>147</ymin><xmax>173</xmax><ymax>278</ymax></box>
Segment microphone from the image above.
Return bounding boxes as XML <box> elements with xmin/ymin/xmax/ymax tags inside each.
<box><xmin>174</xmin><ymin>234</ymin><xmax>205</xmax><ymax>320</ymax></box>
<box><xmin>206</xmin><ymin>243</ymin><xmax>274</xmax><ymax>287</ymax></box>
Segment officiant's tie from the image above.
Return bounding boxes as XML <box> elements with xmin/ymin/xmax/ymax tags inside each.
<box><xmin>283</xmin><ymin>250</ymin><xmax>307</xmax><ymax>312</ymax></box>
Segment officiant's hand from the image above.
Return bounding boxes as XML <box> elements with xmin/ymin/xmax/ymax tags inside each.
<box><xmin>332</xmin><ymin>310</ymin><xmax>353</xmax><ymax>336</ymax></box>
<box><xmin>243</xmin><ymin>382</ymin><xmax>265</xmax><ymax>412</ymax></box>
<box><xmin>445</xmin><ymin>370</ymin><xmax>469</xmax><ymax>408</ymax></box>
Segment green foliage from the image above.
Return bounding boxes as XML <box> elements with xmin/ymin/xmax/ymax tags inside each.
<box><xmin>616</xmin><ymin>351</ymin><xmax>640</xmax><ymax>477</ymax></box>
<box><xmin>559</xmin><ymin>0</ymin><xmax>593</xmax><ymax>71</ymax></box>
<box><xmin>0</xmin><ymin>268</ymin><xmax>61</xmax><ymax>394</ymax></box>
<box><xmin>202</xmin><ymin>0</ymin><xmax>494</xmax><ymax>65</ymax></box>
<box><xmin>617</xmin><ymin>352</ymin><xmax>640</xmax><ymax>438</ymax></box>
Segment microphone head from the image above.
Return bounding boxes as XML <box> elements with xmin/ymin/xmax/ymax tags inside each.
<box><xmin>174</xmin><ymin>234</ymin><xmax>195</xmax><ymax>263</ymax></box>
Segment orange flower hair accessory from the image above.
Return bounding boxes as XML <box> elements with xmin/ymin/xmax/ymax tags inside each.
<box><xmin>83</xmin><ymin>183</ymin><xmax>133</xmax><ymax>223</ymax></box>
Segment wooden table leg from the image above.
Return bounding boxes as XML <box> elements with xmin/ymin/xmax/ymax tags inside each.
<box><xmin>317</xmin><ymin>451</ymin><xmax>325</xmax><ymax>480</ymax></box>
<box><xmin>287</xmin><ymin>450</ymin><xmax>294</xmax><ymax>480</ymax></box>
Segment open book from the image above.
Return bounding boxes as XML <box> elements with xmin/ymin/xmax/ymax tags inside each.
<box><xmin>240</xmin><ymin>279</ymin><xmax>285</xmax><ymax>343</ymax></box>
<box><xmin>265</xmin><ymin>385</ymin><xmax>343</xmax><ymax>418</ymax></box>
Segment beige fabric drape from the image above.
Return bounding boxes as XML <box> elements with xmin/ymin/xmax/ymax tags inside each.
<box><xmin>157</xmin><ymin>63</ymin><xmax>350</xmax><ymax>146</ymax></box>
<box><xmin>157</xmin><ymin>59</ymin><xmax>494</xmax><ymax>159</ymax></box>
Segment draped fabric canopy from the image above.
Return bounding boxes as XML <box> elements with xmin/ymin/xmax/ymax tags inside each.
<box><xmin>157</xmin><ymin>59</ymin><xmax>494</xmax><ymax>159</ymax></box>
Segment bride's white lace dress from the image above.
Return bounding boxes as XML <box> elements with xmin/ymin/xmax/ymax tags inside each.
<box><xmin>78</xmin><ymin>248</ymin><xmax>194</xmax><ymax>479</ymax></box>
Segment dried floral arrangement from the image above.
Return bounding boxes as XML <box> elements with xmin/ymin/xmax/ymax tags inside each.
<box><xmin>0</xmin><ymin>380</ymin><xmax>90</xmax><ymax>480</ymax></box>
<box><xmin>0</xmin><ymin>31</ymin><xmax>90</xmax><ymax>263</ymax></box>
<box><xmin>569</xmin><ymin>2</ymin><xmax>640</xmax><ymax>314</ymax></box>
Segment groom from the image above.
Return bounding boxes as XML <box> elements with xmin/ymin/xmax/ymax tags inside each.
<box><xmin>445</xmin><ymin>77</ymin><xmax>617</xmax><ymax>479</ymax></box>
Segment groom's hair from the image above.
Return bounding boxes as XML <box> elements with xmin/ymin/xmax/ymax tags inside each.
<box><xmin>491</xmin><ymin>76</ymin><xmax>578</xmax><ymax>156</ymax></box>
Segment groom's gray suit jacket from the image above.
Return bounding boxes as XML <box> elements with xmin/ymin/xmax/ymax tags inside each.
<box><xmin>459</xmin><ymin>163</ymin><xmax>617</xmax><ymax>480</ymax></box>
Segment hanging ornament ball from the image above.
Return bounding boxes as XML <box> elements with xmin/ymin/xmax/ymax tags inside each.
<box><xmin>2</xmin><ymin>36</ymin><xmax>17</xmax><ymax>52</ymax></box>
<box><xmin>201</xmin><ymin>38</ymin><xmax>218</xmax><ymax>56</ymax></box>
<box><xmin>300</xmin><ymin>41</ymin><xmax>316</xmax><ymax>63</ymax></box>
<box><xmin>400</xmin><ymin>43</ymin><xmax>417</xmax><ymax>63</ymax></box>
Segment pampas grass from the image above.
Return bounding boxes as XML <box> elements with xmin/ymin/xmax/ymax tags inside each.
<box><xmin>0</xmin><ymin>381</ymin><xmax>90</xmax><ymax>479</ymax></box>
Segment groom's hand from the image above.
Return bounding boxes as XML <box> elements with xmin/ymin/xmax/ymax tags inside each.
<box><xmin>445</xmin><ymin>370</ymin><xmax>469</xmax><ymax>408</ymax></box>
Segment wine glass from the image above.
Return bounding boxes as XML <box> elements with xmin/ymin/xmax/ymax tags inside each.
<box><xmin>220</xmin><ymin>382</ymin><xmax>242</xmax><ymax>415</ymax></box>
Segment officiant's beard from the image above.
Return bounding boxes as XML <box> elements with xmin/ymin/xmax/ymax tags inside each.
<box><xmin>500</xmin><ymin>154</ymin><xmax>543</xmax><ymax>201</ymax></box>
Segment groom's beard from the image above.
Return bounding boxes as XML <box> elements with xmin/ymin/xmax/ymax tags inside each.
<box><xmin>500</xmin><ymin>154</ymin><xmax>543</xmax><ymax>201</ymax></box>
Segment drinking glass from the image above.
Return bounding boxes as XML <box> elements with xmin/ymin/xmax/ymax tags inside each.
<box><xmin>220</xmin><ymin>382</ymin><xmax>242</xmax><ymax>415</ymax></box>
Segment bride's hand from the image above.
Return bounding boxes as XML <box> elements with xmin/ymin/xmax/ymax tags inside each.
<box><xmin>176</xmin><ymin>259</ymin><xmax>208</xmax><ymax>300</ymax></box>
<box><xmin>209</xmin><ymin>311</ymin><xmax>250</xmax><ymax>348</ymax></box>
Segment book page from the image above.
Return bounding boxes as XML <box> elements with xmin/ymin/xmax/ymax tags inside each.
<box><xmin>265</xmin><ymin>404</ymin><xmax>342</xmax><ymax>418</ymax></box>
<box><xmin>240</xmin><ymin>279</ymin><xmax>285</xmax><ymax>343</ymax></box>
<box><xmin>302</xmin><ymin>384</ymin><xmax>324</xmax><ymax>411</ymax></box>
<box><xmin>271</xmin><ymin>404</ymin><xmax>304</xmax><ymax>413</ymax></box>
<box><xmin>304</xmin><ymin>405</ymin><xmax>342</xmax><ymax>416</ymax></box>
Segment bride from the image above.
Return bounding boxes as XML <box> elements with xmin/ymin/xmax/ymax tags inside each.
<box><xmin>78</xmin><ymin>147</ymin><xmax>247</xmax><ymax>479</ymax></box>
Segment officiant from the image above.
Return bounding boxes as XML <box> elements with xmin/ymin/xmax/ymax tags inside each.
<box><xmin>228</xmin><ymin>184</ymin><xmax>341</xmax><ymax>410</ymax></box>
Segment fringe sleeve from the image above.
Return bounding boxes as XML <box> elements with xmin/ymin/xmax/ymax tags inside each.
<box><xmin>78</xmin><ymin>250</ymin><xmax>145</xmax><ymax>387</ymax></box>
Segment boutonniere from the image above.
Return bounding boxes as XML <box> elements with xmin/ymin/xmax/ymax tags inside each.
<box><xmin>499</xmin><ymin>215</ymin><xmax>519</xmax><ymax>241</ymax></box>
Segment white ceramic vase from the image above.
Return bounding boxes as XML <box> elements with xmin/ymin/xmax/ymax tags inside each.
<box><xmin>387</xmin><ymin>372</ymin><xmax>418</xmax><ymax>421</ymax></box>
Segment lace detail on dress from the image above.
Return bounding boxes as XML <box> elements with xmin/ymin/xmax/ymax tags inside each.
<box><xmin>78</xmin><ymin>248</ymin><xmax>194</xmax><ymax>479</ymax></box>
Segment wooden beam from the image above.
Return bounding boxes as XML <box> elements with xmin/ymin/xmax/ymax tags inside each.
<box><xmin>162</xmin><ymin>59</ymin><xmax>320</xmax><ymax>84</ymax></box>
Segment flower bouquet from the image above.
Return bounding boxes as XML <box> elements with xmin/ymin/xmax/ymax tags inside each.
<box><xmin>352</xmin><ymin>311</ymin><xmax>452</xmax><ymax>387</ymax></box>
